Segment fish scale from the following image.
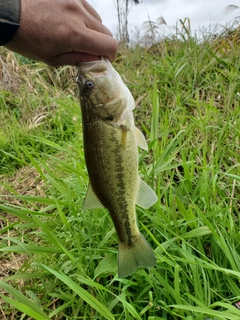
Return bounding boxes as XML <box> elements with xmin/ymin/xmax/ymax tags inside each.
<box><xmin>82</xmin><ymin>111</ymin><xmax>139</xmax><ymax>246</ymax></box>
<box><xmin>77</xmin><ymin>57</ymin><xmax>157</xmax><ymax>277</ymax></box>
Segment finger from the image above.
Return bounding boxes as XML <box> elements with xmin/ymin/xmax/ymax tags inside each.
<box><xmin>81</xmin><ymin>0</ymin><xmax>102</xmax><ymax>22</ymax></box>
<box><xmin>79</xmin><ymin>1</ymin><xmax>113</xmax><ymax>37</ymax></box>
<box><xmin>65</xmin><ymin>28</ymin><xmax>117</xmax><ymax>63</ymax></box>
<box><xmin>84</xmin><ymin>16</ymin><xmax>113</xmax><ymax>37</ymax></box>
<box><xmin>79</xmin><ymin>53</ymin><xmax>101</xmax><ymax>62</ymax></box>
<box><xmin>52</xmin><ymin>53</ymin><xmax>101</xmax><ymax>66</ymax></box>
<box><xmin>76</xmin><ymin>29</ymin><xmax>118</xmax><ymax>61</ymax></box>
<box><xmin>53</xmin><ymin>33</ymin><xmax>118</xmax><ymax>66</ymax></box>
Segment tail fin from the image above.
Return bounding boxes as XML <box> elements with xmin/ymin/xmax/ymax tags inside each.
<box><xmin>118</xmin><ymin>233</ymin><xmax>156</xmax><ymax>278</ymax></box>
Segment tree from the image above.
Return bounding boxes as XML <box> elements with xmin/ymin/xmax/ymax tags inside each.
<box><xmin>113</xmin><ymin>0</ymin><xmax>142</xmax><ymax>43</ymax></box>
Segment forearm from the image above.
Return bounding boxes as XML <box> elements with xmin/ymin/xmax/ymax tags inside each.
<box><xmin>0</xmin><ymin>0</ymin><xmax>21</xmax><ymax>46</ymax></box>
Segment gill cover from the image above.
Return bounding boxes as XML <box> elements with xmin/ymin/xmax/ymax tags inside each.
<box><xmin>78</xmin><ymin>57</ymin><xmax>136</xmax><ymax>127</ymax></box>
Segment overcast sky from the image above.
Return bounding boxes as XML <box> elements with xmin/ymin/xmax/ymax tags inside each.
<box><xmin>89</xmin><ymin>0</ymin><xmax>238</xmax><ymax>38</ymax></box>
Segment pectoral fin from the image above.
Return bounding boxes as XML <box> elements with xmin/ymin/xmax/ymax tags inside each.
<box><xmin>121</xmin><ymin>130</ymin><xmax>127</xmax><ymax>150</ymax></box>
<box><xmin>134</xmin><ymin>127</ymin><xmax>148</xmax><ymax>151</ymax></box>
<box><xmin>136</xmin><ymin>177</ymin><xmax>158</xmax><ymax>209</ymax></box>
<box><xmin>82</xmin><ymin>183</ymin><xmax>104</xmax><ymax>210</ymax></box>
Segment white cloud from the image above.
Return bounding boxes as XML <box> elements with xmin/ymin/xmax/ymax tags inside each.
<box><xmin>88</xmin><ymin>0</ymin><xmax>238</xmax><ymax>37</ymax></box>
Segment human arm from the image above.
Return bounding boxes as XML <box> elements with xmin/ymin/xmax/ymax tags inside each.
<box><xmin>1</xmin><ymin>0</ymin><xmax>118</xmax><ymax>66</ymax></box>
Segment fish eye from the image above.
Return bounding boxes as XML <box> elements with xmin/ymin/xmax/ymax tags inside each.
<box><xmin>85</xmin><ymin>80</ymin><xmax>94</xmax><ymax>90</ymax></box>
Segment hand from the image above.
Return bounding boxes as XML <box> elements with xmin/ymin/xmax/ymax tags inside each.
<box><xmin>6</xmin><ymin>0</ymin><xmax>118</xmax><ymax>66</ymax></box>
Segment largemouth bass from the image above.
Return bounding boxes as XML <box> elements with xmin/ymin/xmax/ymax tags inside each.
<box><xmin>77</xmin><ymin>57</ymin><xmax>157</xmax><ymax>278</ymax></box>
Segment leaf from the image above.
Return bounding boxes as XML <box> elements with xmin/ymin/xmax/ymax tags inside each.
<box><xmin>181</xmin><ymin>226</ymin><xmax>212</xmax><ymax>239</ymax></box>
<box><xmin>40</xmin><ymin>265</ymin><xmax>115</xmax><ymax>320</ymax></box>
<box><xmin>94</xmin><ymin>255</ymin><xmax>117</xmax><ymax>278</ymax></box>
<box><xmin>0</xmin><ymin>282</ymin><xmax>50</xmax><ymax>320</ymax></box>
<box><xmin>170</xmin><ymin>304</ymin><xmax>240</xmax><ymax>320</ymax></box>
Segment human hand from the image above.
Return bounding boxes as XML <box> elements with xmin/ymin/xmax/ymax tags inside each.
<box><xmin>6</xmin><ymin>0</ymin><xmax>118</xmax><ymax>66</ymax></box>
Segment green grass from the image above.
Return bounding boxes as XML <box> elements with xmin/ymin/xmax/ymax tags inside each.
<box><xmin>0</xmin><ymin>33</ymin><xmax>240</xmax><ymax>320</ymax></box>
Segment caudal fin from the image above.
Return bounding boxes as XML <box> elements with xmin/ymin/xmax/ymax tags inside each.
<box><xmin>118</xmin><ymin>233</ymin><xmax>156</xmax><ymax>278</ymax></box>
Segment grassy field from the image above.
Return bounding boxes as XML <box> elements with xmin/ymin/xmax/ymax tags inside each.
<box><xmin>0</xmin><ymin>30</ymin><xmax>240</xmax><ymax>320</ymax></box>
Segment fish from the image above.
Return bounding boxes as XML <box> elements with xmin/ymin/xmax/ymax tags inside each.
<box><xmin>77</xmin><ymin>57</ymin><xmax>157</xmax><ymax>278</ymax></box>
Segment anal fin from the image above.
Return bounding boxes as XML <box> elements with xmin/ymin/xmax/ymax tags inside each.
<box><xmin>136</xmin><ymin>177</ymin><xmax>158</xmax><ymax>209</ymax></box>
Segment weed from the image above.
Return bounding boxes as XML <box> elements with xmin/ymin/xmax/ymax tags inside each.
<box><xmin>0</xmin><ymin>31</ymin><xmax>240</xmax><ymax>320</ymax></box>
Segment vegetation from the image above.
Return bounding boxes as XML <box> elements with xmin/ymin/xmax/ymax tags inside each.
<box><xmin>113</xmin><ymin>0</ymin><xmax>142</xmax><ymax>43</ymax></box>
<box><xmin>0</xmin><ymin>27</ymin><xmax>240</xmax><ymax>319</ymax></box>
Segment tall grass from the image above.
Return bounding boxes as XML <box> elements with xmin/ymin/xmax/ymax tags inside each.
<box><xmin>0</xmin><ymin>31</ymin><xmax>240</xmax><ymax>320</ymax></box>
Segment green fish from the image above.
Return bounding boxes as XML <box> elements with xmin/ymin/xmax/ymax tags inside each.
<box><xmin>77</xmin><ymin>57</ymin><xmax>157</xmax><ymax>278</ymax></box>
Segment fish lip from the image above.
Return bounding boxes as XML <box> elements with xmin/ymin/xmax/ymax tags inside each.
<box><xmin>76</xmin><ymin>75</ymin><xmax>86</xmax><ymax>86</ymax></box>
<box><xmin>77</xmin><ymin>58</ymin><xmax>109</xmax><ymax>82</ymax></box>
<box><xmin>79</xmin><ymin>57</ymin><xmax>109</xmax><ymax>73</ymax></box>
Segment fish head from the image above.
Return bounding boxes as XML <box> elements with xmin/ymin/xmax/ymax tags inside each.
<box><xmin>77</xmin><ymin>57</ymin><xmax>135</xmax><ymax>129</ymax></box>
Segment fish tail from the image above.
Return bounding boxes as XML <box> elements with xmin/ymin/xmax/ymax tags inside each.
<box><xmin>118</xmin><ymin>233</ymin><xmax>156</xmax><ymax>278</ymax></box>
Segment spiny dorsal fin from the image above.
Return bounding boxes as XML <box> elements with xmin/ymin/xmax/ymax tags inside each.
<box><xmin>82</xmin><ymin>183</ymin><xmax>104</xmax><ymax>210</ymax></box>
<box><xmin>136</xmin><ymin>177</ymin><xmax>158</xmax><ymax>209</ymax></box>
<box><xmin>134</xmin><ymin>127</ymin><xmax>148</xmax><ymax>151</ymax></box>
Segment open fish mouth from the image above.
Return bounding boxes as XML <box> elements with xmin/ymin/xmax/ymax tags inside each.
<box><xmin>78</xmin><ymin>57</ymin><xmax>108</xmax><ymax>76</ymax></box>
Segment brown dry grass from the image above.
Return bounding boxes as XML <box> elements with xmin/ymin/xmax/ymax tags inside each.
<box><xmin>0</xmin><ymin>165</ymin><xmax>45</xmax><ymax>206</ymax></box>
<box><xmin>0</xmin><ymin>50</ymin><xmax>21</xmax><ymax>93</ymax></box>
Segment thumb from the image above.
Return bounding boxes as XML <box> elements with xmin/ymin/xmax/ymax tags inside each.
<box><xmin>51</xmin><ymin>53</ymin><xmax>101</xmax><ymax>66</ymax></box>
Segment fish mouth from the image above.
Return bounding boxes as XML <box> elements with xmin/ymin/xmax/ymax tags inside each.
<box><xmin>76</xmin><ymin>57</ymin><xmax>110</xmax><ymax>89</ymax></box>
<box><xmin>78</xmin><ymin>57</ymin><xmax>109</xmax><ymax>78</ymax></box>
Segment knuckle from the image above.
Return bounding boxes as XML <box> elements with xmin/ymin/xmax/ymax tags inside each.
<box><xmin>64</xmin><ymin>0</ymin><xmax>82</xmax><ymax>13</ymax></box>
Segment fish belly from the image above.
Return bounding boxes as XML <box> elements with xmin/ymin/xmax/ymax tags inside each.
<box><xmin>83</xmin><ymin>115</ymin><xmax>139</xmax><ymax>246</ymax></box>
<box><xmin>82</xmin><ymin>112</ymin><xmax>156</xmax><ymax>278</ymax></box>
